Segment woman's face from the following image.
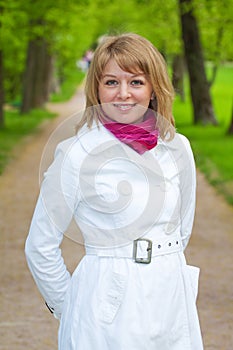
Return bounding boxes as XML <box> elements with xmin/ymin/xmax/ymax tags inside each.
<box><xmin>98</xmin><ymin>59</ymin><xmax>153</xmax><ymax>124</ymax></box>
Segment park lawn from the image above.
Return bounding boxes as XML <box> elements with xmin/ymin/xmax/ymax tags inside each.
<box><xmin>0</xmin><ymin>68</ymin><xmax>85</xmax><ymax>175</ymax></box>
<box><xmin>50</xmin><ymin>69</ymin><xmax>85</xmax><ymax>102</ymax></box>
<box><xmin>174</xmin><ymin>64</ymin><xmax>233</xmax><ymax>205</ymax></box>
<box><xmin>0</xmin><ymin>65</ymin><xmax>232</xmax><ymax>204</ymax></box>
<box><xmin>0</xmin><ymin>108</ymin><xmax>56</xmax><ymax>174</ymax></box>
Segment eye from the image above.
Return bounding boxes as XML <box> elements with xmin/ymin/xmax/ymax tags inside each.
<box><xmin>104</xmin><ymin>79</ymin><xmax>118</xmax><ymax>86</ymax></box>
<box><xmin>131</xmin><ymin>79</ymin><xmax>144</xmax><ymax>86</ymax></box>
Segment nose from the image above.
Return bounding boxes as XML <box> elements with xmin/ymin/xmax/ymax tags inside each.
<box><xmin>117</xmin><ymin>82</ymin><xmax>131</xmax><ymax>100</ymax></box>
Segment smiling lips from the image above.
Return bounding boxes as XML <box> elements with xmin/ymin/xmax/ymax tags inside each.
<box><xmin>113</xmin><ymin>103</ymin><xmax>136</xmax><ymax>111</ymax></box>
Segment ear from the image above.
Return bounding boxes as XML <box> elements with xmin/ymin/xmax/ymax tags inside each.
<box><xmin>151</xmin><ymin>92</ymin><xmax>155</xmax><ymax>100</ymax></box>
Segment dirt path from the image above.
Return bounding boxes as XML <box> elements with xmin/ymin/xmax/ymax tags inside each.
<box><xmin>0</xmin><ymin>87</ymin><xmax>233</xmax><ymax>350</ymax></box>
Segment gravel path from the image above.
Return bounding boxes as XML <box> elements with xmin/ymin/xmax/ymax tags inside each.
<box><xmin>0</xmin><ymin>87</ymin><xmax>232</xmax><ymax>349</ymax></box>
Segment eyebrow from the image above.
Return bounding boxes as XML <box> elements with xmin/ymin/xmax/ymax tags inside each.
<box><xmin>102</xmin><ymin>73</ymin><xmax>145</xmax><ymax>78</ymax></box>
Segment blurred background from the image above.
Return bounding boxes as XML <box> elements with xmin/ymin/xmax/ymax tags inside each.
<box><xmin>0</xmin><ymin>1</ymin><xmax>233</xmax><ymax>349</ymax></box>
<box><xmin>0</xmin><ymin>0</ymin><xmax>232</xmax><ymax>201</ymax></box>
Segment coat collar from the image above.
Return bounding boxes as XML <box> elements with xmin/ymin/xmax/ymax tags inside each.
<box><xmin>77</xmin><ymin>120</ymin><xmax>167</xmax><ymax>155</ymax></box>
<box><xmin>77</xmin><ymin>120</ymin><xmax>189</xmax><ymax>156</ymax></box>
<box><xmin>77</xmin><ymin>121</ymin><xmax>118</xmax><ymax>155</ymax></box>
<box><xmin>76</xmin><ymin>121</ymin><xmax>168</xmax><ymax>180</ymax></box>
<box><xmin>76</xmin><ymin>122</ymin><xmax>190</xmax><ymax>181</ymax></box>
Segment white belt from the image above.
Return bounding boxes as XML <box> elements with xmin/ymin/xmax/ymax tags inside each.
<box><xmin>85</xmin><ymin>235</ymin><xmax>182</xmax><ymax>264</ymax></box>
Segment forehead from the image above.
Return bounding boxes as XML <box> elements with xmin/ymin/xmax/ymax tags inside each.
<box><xmin>102</xmin><ymin>58</ymin><xmax>144</xmax><ymax>77</ymax></box>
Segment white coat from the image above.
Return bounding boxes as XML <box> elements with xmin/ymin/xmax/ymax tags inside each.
<box><xmin>25</xmin><ymin>121</ymin><xmax>203</xmax><ymax>350</ymax></box>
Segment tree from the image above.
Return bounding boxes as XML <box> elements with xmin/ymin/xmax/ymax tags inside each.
<box><xmin>20</xmin><ymin>0</ymin><xmax>58</xmax><ymax>114</ymax></box>
<box><xmin>1</xmin><ymin>0</ymin><xmax>29</xmax><ymax>112</ymax></box>
<box><xmin>196</xmin><ymin>0</ymin><xmax>233</xmax><ymax>81</ymax></box>
<box><xmin>172</xmin><ymin>54</ymin><xmax>186</xmax><ymax>101</ymax></box>
<box><xmin>21</xmin><ymin>19</ymin><xmax>53</xmax><ymax>114</ymax></box>
<box><xmin>20</xmin><ymin>0</ymin><xmax>100</xmax><ymax>114</ymax></box>
<box><xmin>179</xmin><ymin>0</ymin><xmax>217</xmax><ymax>124</ymax></box>
<box><xmin>1</xmin><ymin>0</ymin><xmax>231</xmax><ymax>122</ymax></box>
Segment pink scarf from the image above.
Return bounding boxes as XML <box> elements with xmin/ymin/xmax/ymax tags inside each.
<box><xmin>100</xmin><ymin>111</ymin><xmax>159</xmax><ymax>154</ymax></box>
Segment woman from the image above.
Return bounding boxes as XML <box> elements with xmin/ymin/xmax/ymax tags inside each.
<box><xmin>25</xmin><ymin>33</ymin><xmax>203</xmax><ymax>349</ymax></box>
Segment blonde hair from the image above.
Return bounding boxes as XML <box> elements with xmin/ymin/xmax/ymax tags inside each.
<box><xmin>77</xmin><ymin>33</ymin><xmax>175</xmax><ymax>139</ymax></box>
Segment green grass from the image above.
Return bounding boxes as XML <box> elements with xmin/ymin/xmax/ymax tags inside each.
<box><xmin>0</xmin><ymin>68</ymin><xmax>85</xmax><ymax>175</ymax></box>
<box><xmin>1</xmin><ymin>64</ymin><xmax>232</xmax><ymax>205</ymax></box>
<box><xmin>0</xmin><ymin>108</ymin><xmax>56</xmax><ymax>174</ymax></box>
<box><xmin>50</xmin><ymin>69</ymin><xmax>85</xmax><ymax>102</ymax></box>
<box><xmin>174</xmin><ymin>64</ymin><xmax>233</xmax><ymax>205</ymax></box>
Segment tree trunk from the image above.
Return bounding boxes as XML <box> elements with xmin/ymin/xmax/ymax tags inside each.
<box><xmin>172</xmin><ymin>54</ymin><xmax>185</xmax><ymax>101</ymax></box>
<box><xmin>208</xmin><ymin>26</ymin><xmax>224</xmax><ymax>88</ymax></box>
<box><xmin>179</xmin><ymin>0</ymin><xmax>217</xmax><ymax>124</ymax></box>
<box><xmin>21</xmin><ymin>23</ymin><xmax>53</xmax><ymax>114</ymax></box>
<box><xmin>0</xmin><ymin>49</ymin><xmax>4</xmax><ymax>128</ymax></box>
<box><xmin>49</xmin><ymin>57</ymin><xmax>61</xmax><ymax>94</ymax></box>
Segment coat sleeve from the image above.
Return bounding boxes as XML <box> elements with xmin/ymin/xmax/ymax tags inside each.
<box><xmin>25</xmin><ymin>138</ymin><xmax>80</xmax><ymax>319</ymax></box>
<box><xmin>178</xmin><ymin>135</ymin><xmax>197</xmax><ymax>250</ymax></box>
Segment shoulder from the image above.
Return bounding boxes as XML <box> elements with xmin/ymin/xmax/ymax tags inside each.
<box><xmin>55</xmin><ymin>136</ymin><xmax>78</xmax><ymax>154</ymax></box>
<box><xmin>75</xmin><ymin>121</ymin><xmax>118</xmax><ymax>154</ymax></box>
<box><xmin>173</xmin><ymin>133</ymin><xmax>196</xmax><ymax>169</ymax></box>
<box><xmin>175</xmin><ymin>133</ymin><xmax>194</xmax><ymax>158</ymax></box>
<box><xmin>158</xmin><ymin>132</ymin><xmax>195</xmax><ymax>169</ymax></box>
<box><xmin>53</xmin><ymin>122</ymin><xmax>113</xmax><ymax>164</ymax></box>
<box><xmin>54</xmin><ymin>121</ymin><xmax>100</xmax><ymax>153</ymax></box>
<box><xmin>161</xmin><ymin>132</ymin><xmax>193</xmax><ymax>154</ymax></box>
<box><xmin>175</xmin><ymin>133</ymin><xmax>191</xmax><ymax>147</ymax></box>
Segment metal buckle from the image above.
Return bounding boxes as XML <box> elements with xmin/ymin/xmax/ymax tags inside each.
<box><xmin>133</xmin><ymin>238</ymin><xmax>152</xmax><ymax>264</ymax></box>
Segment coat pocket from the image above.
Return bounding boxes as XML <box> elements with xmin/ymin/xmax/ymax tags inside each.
<box><xmin>99</xmin><ymin>271</ymin><xmax>126</xmax><ymax>324</ymax></box>
<box><xmin>186</xmin><ymin>265</ymin><xmax>200</xmax><ymax>301</ymax></box>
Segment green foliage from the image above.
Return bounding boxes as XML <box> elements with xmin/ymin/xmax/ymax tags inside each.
<box><xmin>87</xmin><ymin>0</ymin><xmax>181</xmax><ymax>55</ymax></box>
<box><xmin>1</xmin><ymin>0</ymin><xmax>98</xmax><ymax>103</ymax></box>
<box><xmin>174</xmin><ymin>64</ymin><xmax>233</xmax><ymax>205</ymax></box>
<box><xmin>2</xmin><ymin>0</ymin><xmax>232</xmax><ymax>105</ymax></box>
<box><xmin>1</xmin><ymin>0</ymin><xmax>233</xmax><ymax>203</ymax></box>
<box><xmin>1</xmin><ymin>1</ymin><xmax>29</xmax><ymax>101</ymax></box>
<box><xmin>0</xmin><ymin>64</ymin><xmax>85</xmax><ymax>174</ymax></box>
<box><xmin>131</xmin><ymin>0</ymin><xmax>181</xmax><ymax>55</ymax></box>
<box><xmin>195</xmin><ymin>0</ymin><xmax>233</xmax><ymax>61</ymax></box>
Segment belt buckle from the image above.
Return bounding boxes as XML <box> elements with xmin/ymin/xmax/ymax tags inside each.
<box><xmin>133</xmin><ymin>238</ymin><xmax>152</xmax><ymax>264</ymax></box>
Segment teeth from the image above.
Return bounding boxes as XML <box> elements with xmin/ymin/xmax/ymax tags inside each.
<box><xmin>119</xmin><ymin>105</ymin><xmax>130</xmax><ymax>110</ymax></box>
<box><xmin>114</xmin><ymin>104</ymin><xmax>135</xmax><ymax>110</ymax></box>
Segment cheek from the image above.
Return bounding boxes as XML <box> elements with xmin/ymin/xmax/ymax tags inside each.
<box><xmin>142</xmin><ymin>88</ymin><xmax>153</xmax><ymax>105</ymax></box>
<box><xmin>98</xmin><ymin>87</ymin><xmax>114</xmax><ymax>103</ymax></box>
<box><xmin>135</xmin><ymin>90</ymin><xmax>151</xmax><ymax>105</ymax></box>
